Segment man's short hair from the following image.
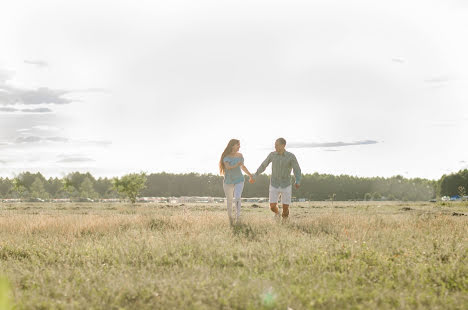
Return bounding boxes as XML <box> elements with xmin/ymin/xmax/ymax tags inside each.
<box><xmin>276</xmin><ymin>137</ymin><xmax>286</xmax><ymax>145</ymax></box>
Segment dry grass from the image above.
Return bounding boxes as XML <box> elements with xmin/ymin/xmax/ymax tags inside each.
<box><xmin>0</xmin><ymin>201</ymin><xmax>467</xmax><ymax>309</ymax></box>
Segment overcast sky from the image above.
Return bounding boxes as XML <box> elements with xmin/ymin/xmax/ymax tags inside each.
<box><xmin>1</xmin><ymin>0</ymin><xmax>467</xmax><ymax>180</ymax></box>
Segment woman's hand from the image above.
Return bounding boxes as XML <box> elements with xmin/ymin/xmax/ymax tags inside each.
<box><xmin>249</xmin><ymin>176</ymin><xmax>255</xmax><ymax>183</ymax></box>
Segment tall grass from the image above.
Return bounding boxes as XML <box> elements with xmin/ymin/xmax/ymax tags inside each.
<box><xmin>0</xmin><ymin>202</ymin><xmax>467</xmax><ymax>309</ymax></box>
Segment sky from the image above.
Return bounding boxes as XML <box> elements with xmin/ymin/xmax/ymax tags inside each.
<box><xmin>0</xmin><ymin>0</ymin><xmax>467</xmax><ymax>180</ymax></box>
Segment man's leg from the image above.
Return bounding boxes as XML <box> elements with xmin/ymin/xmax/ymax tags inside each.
<box><xmin>282</xmin><ymin>204</ymin><xmax>289</xmax><ymax>218</ymax></box>
<box><xmin>281</xmin><ymin>185</ymin><xmax>292</xmax><ymax>219</ymax></box>
<box><xmin>270</xmin><ymin>202</ymin><xmax>280</xmax><ymax>222</ymax></box>
<box><xmin>270</xmin><ymin>202</ymin><xmax>279</xmax><ymax>214</ymax></box>
<box><xmin>269</xmin><ymin>185</ymin><xmax>280</xmax><ymax>216</ymax></box>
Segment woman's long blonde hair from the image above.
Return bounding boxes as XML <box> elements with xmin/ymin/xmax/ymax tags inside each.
<box><xmin>219</xmin><ymin>139</ymin><xmax>240</xmax><ymax>175</ymax></box>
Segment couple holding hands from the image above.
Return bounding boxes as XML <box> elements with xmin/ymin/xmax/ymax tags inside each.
<box><xmin>219</xmin><ymin>137</ymin><xmax>302</xmax><ymax>224</ymax></box>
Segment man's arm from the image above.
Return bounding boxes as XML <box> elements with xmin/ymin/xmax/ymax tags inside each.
<box><xmin>292</xmin><ymin>154</ymin><xmax>302</xmax><ymax>186</ymax></box>
<box><xmin>254</xmin><ymin>153</ymin><xmax>272</xmax><ymax>177</ymax></box>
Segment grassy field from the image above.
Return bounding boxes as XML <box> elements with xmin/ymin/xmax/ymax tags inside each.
<box><xmin>0</xmin><ymin>201</ymin><xmax>467</xmax><ymax>309</ymax></box>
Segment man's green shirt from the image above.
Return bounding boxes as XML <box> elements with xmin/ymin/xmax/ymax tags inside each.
<box><xmin>255</xmin><ymin>151</ymin><xmax>302</xmax><ymax>188</ymax></box>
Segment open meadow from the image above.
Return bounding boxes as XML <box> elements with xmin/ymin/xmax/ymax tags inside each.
<box><xmin>0</xmin><ymin>201</ymin><xmax>467</xmax><ymax>309</ymax></box>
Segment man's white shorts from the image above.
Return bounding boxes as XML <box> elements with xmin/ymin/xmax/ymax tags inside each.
<box><xmin>269</xmin><ymin>185</ymin><xmax>292</xmax><ymax>205</ymax></box>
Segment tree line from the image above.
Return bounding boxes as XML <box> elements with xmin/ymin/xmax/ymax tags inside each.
<box><xmin>3</xmin><ymin>170</ymin><xmax>467</xmax><ymax>201</ymax></box>
<box><xmin>438</xmin><ymin>169</ymin><xmax>468</xmax><ymax>198</ymax></box>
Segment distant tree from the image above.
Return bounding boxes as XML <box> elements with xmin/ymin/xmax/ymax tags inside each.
<box><xmin>94</xmin><ymin>177</ymin><xmax>116</xmax><ymax>198</ymax></box>
<box><xmin>241</xmin><ymin>174</ymin><xmax>269</xmax><ymax>198</ymax></box>
<box><xmin>0</xmin><ymin>178</ymin><xmax>13</xmax><ymax>198</ymax></box>
<box><xmin>112</xmin><ymin>172</ymin><xmax>147</xmax><ymax>203</ymax></box>
<box><xmin>63</xmin><ymin>172</ymin><xmax>96</xmax><ymax>195</ymax></box>
<box><xmin>30</xmin><ymin>177</ymin><xmax>49</xmax><ymax>200</ymax></box>
<box><xmin>79</xmin><ymin>177</ymin><xmax>98</xmax><ymax>200</ymax></box>
<box><xmin>371</xmin><ymin>192</ymin><xmax>381</xmax><ymax>201</ymax></box>
<box><xmin>14</xmin><ymin>172</ymin><xmax>46</xmax><ymax>191</ymax></box>
<box><xmin>62</xmin><ymin>177</ymin><xmax>78</xmax><ymax>199</ymax></box>
<box><xmin>0</xmin><ymin>170</ymin><xmax>441</xmax><ymax>201</ymax></box>
<box><xmin>438</xmin><ymin>170</ymin><xmax>468</xmax><ymax>196</ymax></box>
<box><xmin>12</xmin><ymin>177</ymin><xmax>27</xmax><ymax>199</ymax></box>
<box><xmin>44</xmin><ymin>177</ymin><xmax>63</xmax><ymax>198</ymax></box>
<box><xmin>458</xmin><ymin>186</ymin><xmax>466</xmax><ymax>201</ymax></box>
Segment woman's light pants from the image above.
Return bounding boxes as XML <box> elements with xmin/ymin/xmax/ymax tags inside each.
<box><xmin>223</xmin><ymin>181</ymin><xmax>244</xmax><ymax>224</ymax></box>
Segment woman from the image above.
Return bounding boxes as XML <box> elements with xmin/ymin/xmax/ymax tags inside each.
<box><xmin>219</xmin><ymin>139</ymin><xmax>254</xmax><ymax>224</ymax></box>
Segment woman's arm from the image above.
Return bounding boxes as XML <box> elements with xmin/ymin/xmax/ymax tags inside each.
<box><xmin>223</xmin><ymin>157</ymin><xmax>244</xmax><ymax>170</ymax></box>
<box><xmin>240</xmin><ymin>164</ymin><xmax>255</xmax><ymax>182</ymax></box>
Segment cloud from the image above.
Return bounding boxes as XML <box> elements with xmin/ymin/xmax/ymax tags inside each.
<box><xmin>391</xmin><ymin>57</ymin><xmax>406</xmax><ymax>64</ymax></box>
<box><xmin>17</xmin><ymin>87</ymin><xmax>70</xmax><ymax>105</ymax></box>
<box><xmin>1</xmin><ymin>69</ymin><xmax>72</xmax><ymax>106</ymax></box>
<box><xmin>15</xmin><ymin>136</ymin><xmax>68</xmax><ymax>144</ymax></box>
<box><xmin>324</xmin><ymin>149</ymin><xmax>340</xmax><ymax>152</ymax></box>
<box><xmin>0</xmin><ymin>85</ymin><xmax>73</xmax><ymax>105</ymax></box>
<box><xmin>2</xmin><ymin>135</ymin><xmax>108</xmax><ymax>148</ymax></box>
<box><xmin>0</xmin><ymin>159</ymin><xmax>7</xmax><ymax>164</ymax></box>
<box><xmin>83</xmin><ymin>140</ymin><xmax>112</xmax><ymax>146</ymax></box>
<box><xmin>1</xmin><ymin>67</ymin><xmax>106</xmax><ymax>109</ymax></box>
<box><xmin>16</xmin><ymin>136</ymin><xmax>41</xmax><ymax>143</ymax></box>
<box><xmin>0</xmin><ymin>107</ymin><xmax>18</xmax><ymax>112</ymax></box>
<box><xmin>430</xmin><ymin>117</ymin><xmax>468</xmax><ymax>127</ymax></box>
<box><xmin>1</xmin><ymin>107</ymin><xmax>54</xmax><ymax>113</ymax></box>
<box><xmin>461</xmin><ymin>161</ymin><xmax>466</xmax><ymax>164</ymax></box>
<box><xmin>32</xmin><ymin>125</ymin><xmax>60</xmax><ymax>131</ymax></box>
<box><xmin>424</xmin><ymin>75</ymin><xmax>461</xmax><ymax>84</ymax></box>
<box><xmin>45</xmin><ymin>137</ymin><xmax>68</xmax><ymax>142</ymax></box>
<box><xmin>288</xmin><ymin>140</ymin><xmax>379</xmax><ymax>148</ymax></box>
<box><xmin>16</xmin><ymin>125</ymin><xmax>60</xmax><ymax>133</ymax></box>
<box><xmin>24</xmin><ymin>60</ymin><xmax>48</xmax><ymax>67</ymax></box>
<box><xmin>20</xmin><ymin>107</ymin><xmax>53</xmax><ymax>113</ymax></box>
<box><xmin>70</xmin><ymin>88</ymin><xmax>110</xmax><ymax>93</ymax></box>
<box><xmin>0</xmin><ymin>64</ymin><xmax>107</xmax><ymax>127</ymax></box>
<box><xmin>431</xmin><ymin>122</ymin><xmax>457</xmax><ymax>127</ymax></box>
<box><xmin>56</xmin><ymin>156</ymin><xmax>94</xmax><ymax>163</ymax></box>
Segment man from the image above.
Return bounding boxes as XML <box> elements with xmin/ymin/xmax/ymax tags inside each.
<box><xmin>254</xmin><ymin>138</ymin><xmax>302</xmax><ymax>220</ymax></box>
